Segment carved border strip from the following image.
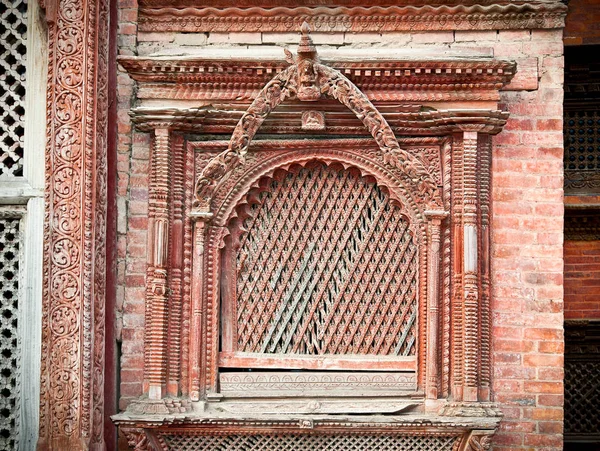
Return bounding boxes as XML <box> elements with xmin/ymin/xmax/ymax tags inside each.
<box><xmin>130</xmin><ymin>106</ymin><xmax>510</xmax><ymax>136</ymax></box>
<box><xmin>136</xmin><ymin>3</ymin><xmax>566</xmax><ymax>32</ymax></box>
<box><xmin>39</xmin><ymin>0</ymin><xmax>110</xmax><ymax>446</ymax></box>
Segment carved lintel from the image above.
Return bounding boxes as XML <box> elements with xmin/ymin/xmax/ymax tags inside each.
<box><xmin>126</xmin><ymin>397</ymin><xmax>192</xmax><ymax>415</ymax></box>
<box><xmin>130</xmin><ymin>106</ymin><xmax>213</xmax><ymax>132</ymax></box>
<box><xmin>136</xmin><ymin>3</ymin><xmax>567</xmax><ymax>33</ymax></box>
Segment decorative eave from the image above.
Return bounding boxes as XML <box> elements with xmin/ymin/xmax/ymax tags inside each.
<box><xmin>137</xmin><ymin>2</ymin><xmax>567</xmax><ymax>33</ymax></box>
<box><xmin>131</xmin><ymin>105</ymin><xmax>509</xmax><ymax>135</ymax></box>
<box><xmin>118</xmin><ymin>51</ymin><xmax>517</xmax><ymax>103</ymax></box>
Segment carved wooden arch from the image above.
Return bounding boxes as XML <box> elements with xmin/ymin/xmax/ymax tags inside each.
<box><xmin>224</xmin><ymin>160</ymin><xmax>422</xmax><ymax>241</ymax></box>
<box><xmin>211</xmin><ymin>148</ymin><xmax>434</xmax><ymax>230</ymax></box>
<box><xmin>194</xmin><ymin>23</ymin><xmax>440</xmax><ymax>211</ymax></box>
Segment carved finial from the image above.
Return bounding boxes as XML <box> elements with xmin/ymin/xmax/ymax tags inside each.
<box><xmin>297</xmin><ymin>21</ymin><xmax>317</xmax><ymax>59</ymax></box>
<box><xmin>295</xmin><ymin>21</ymin><xmax>320</xmax><ymax>101</ymax></box>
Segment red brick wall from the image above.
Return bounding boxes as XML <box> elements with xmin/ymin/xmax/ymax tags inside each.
<box><xmin>564</xmin><ymin>0</ymin><xmax>600</xmax><ymax>45</ymax></box>
<box><xmin>490</xmin><ymin>29</ymin><xmax>564</xmax><ymax>450</ymax></box>
<box><xmin>115</xmin><ymin>22</ymin><xmax>565</xmax><ymax>451</ymax></box>
<box><xmin>565</xmin><ymin>240</ymin><xmax>600</xmax><ymax>319</ymax></box>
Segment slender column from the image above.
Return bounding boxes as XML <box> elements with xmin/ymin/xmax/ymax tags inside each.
<box><xmin>478</xmin><ymin>136</ymin><xmax>492</xmax><ymax>401</ymax></box>
<box><xmin>188</xmin><ymin>213</ymin><xmax>211</xmax><ymax>401</ymax></box>
<box><xmin>451</xmin><ymin>134</ymin><xmax>464</xmax><ymax>401</ymax></box>
<box><xmin>425</xmin><ymin>210</ymin><xmax>448</xmax><ymax>400</ymax></box>
<box><xmin>461</xmin><ymin>129</ymin><xmax>480</xmax><ymax>402</ymax></box>
<box><xmin>145</xmin><ymin>128</ymin><xmax>172</xmax><ymax>400</ymax></box>
<box><xmin>167</xmin><ymin>134</ymin><xmax>185</xmax><ymax>396</ymax></box>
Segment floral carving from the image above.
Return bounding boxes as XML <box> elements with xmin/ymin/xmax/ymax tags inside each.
<box><xmin>122</xmin><ymin>428</ymin><xmax>153</xmax><ymax>451</ymax></box>
<box><xmin>464</xmin><ymin>433</ymin><xmax>493</xmax><ymax>451</ymax></box>
<box><xmin>39</xmin><ymin>0</ymin><xmax>110</xmax><ymax>445</ymax></box>
<box><xmin>137</xmin><ymin>4</ymin><xmax>567</xmax><ymax>33</ymax></box>
<box><xmin>195</xmin><ymin>23</ymin><xmax>439</xmax><ymax>209</ymax></box>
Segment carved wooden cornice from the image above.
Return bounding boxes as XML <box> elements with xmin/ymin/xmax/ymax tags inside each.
<box><xmin>120</xmin><ymin>54</ymin><xmax>516</xmax><ymax>86</ymax></box>
<box><xmin>119</xmin><ymin>52</ymin><xmax>516</xmax><ymax>103</ymax></box>
<box><xmin>131</xmin><ymin>105</ymin><xmax>509</xmax><ymax>135</ymax></box>
<box><xmin>136</xmin><ymin>2</ymin><xmax>566</xmax><ymax>33</ymax></box>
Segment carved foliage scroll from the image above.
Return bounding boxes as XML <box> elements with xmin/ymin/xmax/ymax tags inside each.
<box><xmin>194</xmin><ymin>25</ymin><xmax>439</xmax><ymax>210</ymax></box>
<box><xmin>39</xmin><ymin>0</ymin><xmax>110</xmax><ymax>445</ymax></box>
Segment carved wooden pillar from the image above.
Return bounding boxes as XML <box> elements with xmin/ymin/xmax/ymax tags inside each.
<box><xmin>451</xmin><ymin>134</ymin><xmax>465</xmax><ymax>402</ymax></box>
<box><xmin>461</xmin><ymin>129</ymin><xmax>481</xmax><ymax>403</ymax></box>
<box><xmin>38</xmin><ymin>0</ymin><xmax>110</xmax><ymax>447</ymax></box>
<box><xmin>145</xmin><ymin>128</ymin><xmax>172</xmax><ymax>400</ymax></box>
<box><xmin>478</xmin><ymin>136</ymin><xmax>492</xmax><ymax>402</ymax></box>
<box><xmin>188</xmin><ymin>213</ymin><xmax>210</xmax><ymax>402</ymax></box>
<box><xmin>425</xmin><ymin>210</ymin><xmax>447</xmax><ymax>400</ymax></box>
<box><xmin>167</xmin><ymin>134</ymin><xmax>185</xmax><ymax>397</ymax></box>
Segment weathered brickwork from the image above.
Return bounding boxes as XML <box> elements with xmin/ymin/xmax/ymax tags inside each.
<box><xmin>564</xmin><ymin>0</ymin><xmax>600</xmax><ymax>45</ymax></box>
<box><xmin>116</xmin><ymin>21</ymin><xmax>564</xmax><ymax>451</ymax></box>
<box><xmin>565</xmin><ymin>240</ymin><xmax>600</xmax><ymax>319</ymax></box>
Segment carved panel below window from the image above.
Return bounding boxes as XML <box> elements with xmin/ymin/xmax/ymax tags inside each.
<box><xmin>158</xmin><ymin>432</ymin><xmax>461</xmax><ymax>451</ymax></box>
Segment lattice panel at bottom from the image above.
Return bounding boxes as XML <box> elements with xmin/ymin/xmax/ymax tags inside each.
<box><xmin>565</xmin><ymin>360</ymin><xmax>600</xmax><ymax>435</ymax></box>
<box><xmin>159</xmin><ymin>432</ymin><xmax>461</xmax><ymax>451</ymax></box>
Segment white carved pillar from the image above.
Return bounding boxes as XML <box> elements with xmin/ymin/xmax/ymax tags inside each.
<box><xmin>425</xmin><ymin>210</ymin><xmax>448</xmax><ymax>400</ymax></box>
<box><xmin>145</xmin><ymin>128</ymin><xmax>172</xmax><ymax>400</ymax></box>
<box><xmin>461</xmin><ymin>129</ymin><xmax>481</xmax><ymax>402</ymax></box>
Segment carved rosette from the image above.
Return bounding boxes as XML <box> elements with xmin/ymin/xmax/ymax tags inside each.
<box><xmin>40</xmin><ymin>0</ymin><xmax>110</xmax><ymax>446</ymax></box>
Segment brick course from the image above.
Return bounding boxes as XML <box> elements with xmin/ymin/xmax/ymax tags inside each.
<box><xmin>564</xmin><ymin>239</ymin><xmax>600</xmax><ymax>319</ymax></box>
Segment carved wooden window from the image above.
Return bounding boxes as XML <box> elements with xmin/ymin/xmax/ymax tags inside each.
<box><xmin>0</xmin><ymin>216</ymin><xmax>20</xmax><ymax>449</ymax></box>
<box><xmin>564</xmin><ymin>45</ymin><xmax>600</xmax><ymax>195</ymax></box>
<box><xmin>115</xmin><ymin>24</ymin><xmax>515</xmax><ymax>448</ymax></box>
<box><xmin>564</xmin><ymin>320</ymin><xmax>600</xmax><ymax>446</ymax></box>
<box><xmin>220</xmin><ymin>162</ymin><xmax>419</xmax><ymax>384</ymax></box>
<box><xmin>0</xmin><ymin>0</ymin><xmax>27</xmax><ymax>177</ymax></box>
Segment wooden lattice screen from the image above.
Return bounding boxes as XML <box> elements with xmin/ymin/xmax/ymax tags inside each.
<box><xmin>221</xmin><ymin>163</ymin><xmax>418</xmax><ymax>370</ymax></box>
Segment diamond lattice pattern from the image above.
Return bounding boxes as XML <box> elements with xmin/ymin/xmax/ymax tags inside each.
<box><xmin>565</xmin><ymin>359</ymin><xmax>600</xmax><ymax>435</ymax></box>
<box><xmin>235</xmin><ymin>163</ymin><xmax>418</xmax><ymax>356</ymax></box>
<box><xmin>163</xmin><ymin>432</ymin><xmax>459</xmax><ymax>451</ymax></box>
<box><xmin>0</xmin><ymin>0</ymin><xmax>26</xmax><ymax>177</ymax></box>
<box><xmin>0</xmin><ymin>219</ymin><xmax>20</xmax><ymax>449</ymax></box>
